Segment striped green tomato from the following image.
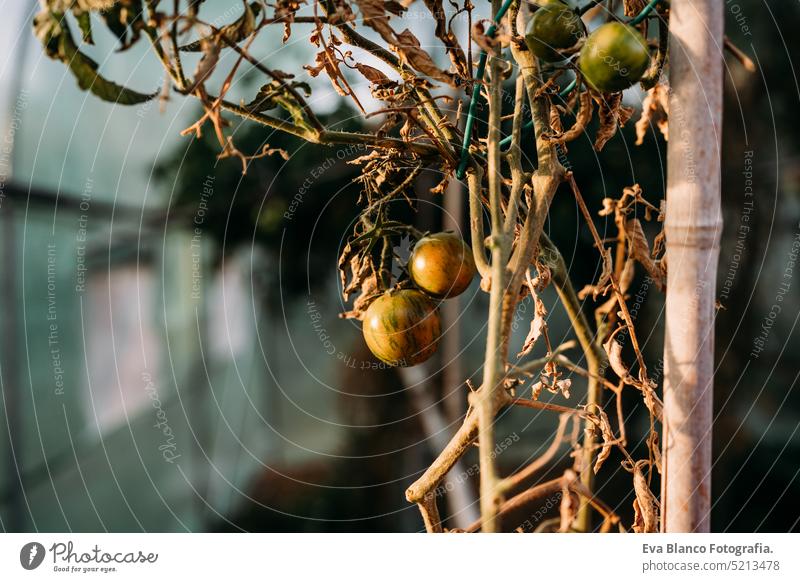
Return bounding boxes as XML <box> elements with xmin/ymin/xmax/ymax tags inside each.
<box><xmin>409</xmin><ymin>232</ymin><xmax>476</xmax><ymax>299</ymax></box>
<box><xmin>362</xmin><ymin>290</ymin><xmax>441</xmax><ymax>367</ymax></box>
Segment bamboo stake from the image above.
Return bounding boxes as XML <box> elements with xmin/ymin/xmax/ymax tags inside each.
<box><xmin>661</xmin><ymin>0</ymin><xmax>724</xmax><ymax>533</ymax></box>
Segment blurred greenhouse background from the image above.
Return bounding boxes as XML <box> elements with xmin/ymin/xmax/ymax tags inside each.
<box><xmin>0</xmin><ymin>0</ymin><xmax>798</xmax><ymax>532</ymax></box>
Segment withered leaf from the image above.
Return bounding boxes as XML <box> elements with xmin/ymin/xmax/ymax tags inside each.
<box><xmin>354</xmin><ymin>0</ymin><xmax>397</xmax><ymax>44</ymax></box>
<box><xmin>394</xmin><ymin>29</ymin><xmax>457</xmax><ymax>86</ymax></box>
<box><xmin>274</xmin><ymin>0</ymin><xmax>302</xmax><ymax>43</ymax></box>
<box><xmin>593</xmin><ymin>92</ymin><xmax>634</xmax><ymax>151</ymax></box>
<box><xmin>559</xmin><ymin>480</ymin><xmax>578</xmax><ymax>532</ymax></box>
<box><xmin>555</xmin><ymin>378</ymin><xmax>571</xmax><ymax>399</ymax></box>
<box><xmin>422</xmin><ymin>0</ymin><xmax>469</xmax><ymax>80</ymax></box>
<box><xmin>355</xmin><ymin>63</ymin><xmax>395</xmax><ymax>89</ymax></box>
<box><xmin>649</xmin><ymin>430</ymin><xmax>662</xmax><ymax>475</ymax></box>
<box><xmin>626</xmin><ymin>218</ymin><xmax>666</xmax><ymax>290</ymax></box>
<box><xmin>305</xmin><ymin>50</ymin><xmax>349</xmax><ymax>97</ymax></box>
<box><xmin>635</xmin><ymin>83</ymin><xmax>670</xmax><ymax>145</ymax></box>
<box><xmin>642</xmin><ymin>378</ymin><xmax>664</xmax><ymax>422</ymax></box>
<box><xmin>603</xmin><ymin>336</ymin><xmax>632</xmax><ymax>383</ymax></box>
<box><xmin>592</xmin><ymin>409</ymin><xmax>615</xmax><ymax>474</ymax></box>
<box><xmin>185</xmin><ymin>38</ymin><xmax>220</xmax><ymax>92</ymax></box>
<box><xmin>631</xmin><ymin>460</ymin><xmax>659</xmax><ymax>533</ymax></box>
<box><xmin>180</xmin><ymin>2</ymin><xmax>261</xmax><ymax>51</ymax></box>
<box><xmin>518</xmin><ymin>280</ymin><xmax>548</xmax><ymax>358</ymax></box>
<box><xmin>546</xmin><ymin>90</ymin><xmax>593</xmax><ymax>144</ymax></box>
<box><xmin>578</xmin><ymin>248</ymin><xmax>613</xmax><ymax>300</ymax></box>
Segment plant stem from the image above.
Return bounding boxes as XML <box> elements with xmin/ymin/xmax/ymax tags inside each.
<box><xmin>467</xmin><ymin>166</ymin><xmax>491</xmax><ymax>279</ymax></box>
<box><xmin>474</xmin><ymin>0</ymin><xmax>508</xmax><ymax>531</ymax></box>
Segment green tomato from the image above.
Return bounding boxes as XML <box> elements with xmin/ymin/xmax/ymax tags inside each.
<box><xmin>362</xmin><ymin>290</ymin><xmax>441</xmax><ymax>367</ymax></box>
<box><xmin>525</xmin><ymin>2</ymin><xmax>585</xmax><ymax>63</ymax></box>
<box><xmin>578</xmin><ymin>22</ymin><xmax>651</xmax><ymax>93</ymax></box>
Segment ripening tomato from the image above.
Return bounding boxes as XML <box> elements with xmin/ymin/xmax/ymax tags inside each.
<box><xmin>362</xmin><ymin>290</ymin><xmax>441</xmax><ymax>367</ymax></box>
<box><xmin>525</xmin><ymin>1</ymin><xmax>585</xmax><ymax>62</ymax></box>
<box><xmin>578</xmin><ymin>22</ymin><xmax>651</xmax><ymax>93</ymax></box>
<box><xmin>409</xmin><ymin>232</ymin><xmax>476</xmax><ymax>299</ymax></box>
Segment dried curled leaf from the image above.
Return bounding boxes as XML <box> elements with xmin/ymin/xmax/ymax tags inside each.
<box><xmin>338</xmin><ymin>247</ymin><xmax>379</xmax><ymax>320</ymax></box>
<box><xmin>559</xmin><ymin>477</ymin><xmax>578</xmax><ymax>532</ymax></box>
<box><xmin>648</xmin><ymin>430</ymin><xmax>662</xmax><ymax>475</ymax></box>
<box><xmin>180</xmin><ymin>2</ymin><xmax>261</xmax><ymax>51</ymax></box>
<box><xmin>546</xmin><ymin>90</ymin><xmax>593</xmax><ymax>144</ymax></box>
<box><xmin>355</xmin><ymin>63</ymin><xmax>398</xmax><ymax>97</ymax></box>
<box><xmin>517</xmin><ymin>291</ymin><xmax>548</xmax><ymax>358</ymax></box>
<box><xmin>549</xmin><ymin>100</ymin><xmax>564</xmax><ymax>135</ymax></box>
<box><xmin>394</xmin><ymin>29</ymin><xmax>457</xmax><ymax>86</ymax></box>
<box><xmin>626</xmin><ymin>218</ymin><xmax>666</xmax><ymax>290</ymax></box>
<box><xmin>49</xmin><ymin>0</ymin><xmax>118</xmax><ymax>11</ymax></box>
<box><xmin>635</xmin><ymin>83</ymin><xmax>670</xmax><ymax>145</ymax></box>
<box><xmin>642</xmin><ymin>378</ymin><xmax>664</xmax><ymax>422</ymax></box>
<box><xmin>355</xmin><ymin>0</ymin><xmax>397</xmax><ymax>44</ymax></box>
<box><xmin>631</xmin><ymin>460</ymin><xmax>659</xmax><ymax>533</ymax></box>
<box><xmin>578</xmin><ymin>248</ymin><xmax>613</xmax><ymax>300</ymax></box>
<box><xmin>422</xmin><ymin>0</ymin><xmax>469</xmax><ymax>81</ymax></box>
<box><xmin>593</xmin><ymin>93</ymin><xmax>634</xmax><ymax>151</ymax></box>
<box><xmin>592</xmin><ymin>409</ymin><xmax>615</xmax><ymax>474</ymax></box>
<box><xmin>555</xmin><ymin>378</ymin><xmax>571</xmax><ymax>399</ymax></box>
<box><xmin>603</xmin><ymin>336</ymin><xmax>632</xmax><ymax>383</ymax></box>
<box><xmin>274</xmin><ymin>0</ymin><xmax>303</xmax><ymax>43</ymax></box>
<box><xmin>185</xmin><ymin>38</ymin><xmax>220</xmax><ymax>92</ymax></box>
<box><xmin>305</xmin><ymin>49</ymin><xmax>350</xmax><ymax>98</ymax></box>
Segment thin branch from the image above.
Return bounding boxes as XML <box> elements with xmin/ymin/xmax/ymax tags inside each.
<box><xmin>508</xmin><ymin>339</ymin><xmax>577</xmax><ymax>376</ymax></box>
<box><xmin>465</xmin><ymin>477</ymin><xmax>564</xmax><ymax>533</ymax></box>
<box><xmin>467</xmin><ymin>165</ymin><xmax>491</xmax><ymax>279</ymax></box>
<box><xmin>503</xmin><ymin>74</ymin><xmax>528</xmax><ymax>240</ymax></box>
<box><xmin>511</xmin><ymin>399</ymin><xmax>588</xmax><ymax>416</ymax></box>
<box><xmin>498</xmin><ymin>414</ymin><xmax>571</xmax><ymax>493</ymax></box>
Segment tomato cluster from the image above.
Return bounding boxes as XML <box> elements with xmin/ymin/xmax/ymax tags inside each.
<box><xmin>361</xmin><ymin>232</ymin><xmax>476</xmax><ymax>367</ymax></box>
<box><xmin>524</xmin><ymin>1</ymin><xmax>652</xmax><ymax>92</ymax></box>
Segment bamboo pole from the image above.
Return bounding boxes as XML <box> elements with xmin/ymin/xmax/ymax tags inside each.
<box><xmin>661</xmin><ymin>0</ymin><xmax>724</xmax><ymax>533</ymax></box>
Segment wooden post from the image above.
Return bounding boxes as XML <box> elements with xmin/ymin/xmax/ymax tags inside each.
<box><xmin>661</xmin><ymin>0</ymin><xmax>724</xmax><ymax>532</ymax></box>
